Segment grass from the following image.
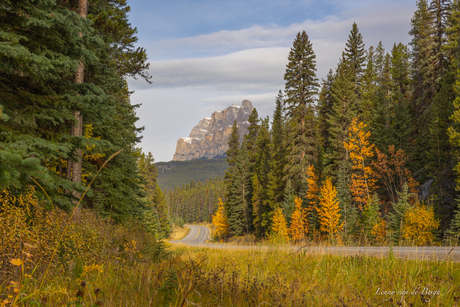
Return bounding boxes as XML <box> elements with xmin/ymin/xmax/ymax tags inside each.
<box><xmin>169</xmin><ymin>226</ymin><xmax>190</xmax><ymax>241</ymax></box>
<box><xmin>169</xmin><ymin>245</ymin><xmax>459</xmax><ymax>306</ymax></box>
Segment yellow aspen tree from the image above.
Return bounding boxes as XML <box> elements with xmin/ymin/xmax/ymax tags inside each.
<box><xmin>212</xmin><ymin>198</ymin><xmax>230</xmax><ymax>241</ymax></box>
<box><xmin>289</xmin><ymin>196</ymin><xmax>308</xmax><ymax>242</ymax></box>
<box><xmin>271</xmin><ymin>207</ymin><xmax>289</xmax><ymax>241</ymax></box>
<box><xmin>317</xmin><ymin>178</ymin><xmax>343</xmax><ymax>235</ymax></box>
<box><xmin>343</xmin><ymin>117</ymin><xmax>376</xmax><ymax>210</ymax></box>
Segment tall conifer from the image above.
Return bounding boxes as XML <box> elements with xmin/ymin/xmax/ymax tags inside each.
<box><xmin>283</xmin><ymin>31</ymin><xmax>319</xmax><ymax>190</ymax></box>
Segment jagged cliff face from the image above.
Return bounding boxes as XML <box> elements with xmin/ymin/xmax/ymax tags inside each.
<box><xmin>173</xmin><ymin>100</ymin><xmax>253</xmax><ymax>161</ymax></box>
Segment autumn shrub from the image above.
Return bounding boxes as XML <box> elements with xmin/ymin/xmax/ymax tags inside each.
<box><xmin>0</xmin><ymin>186</ymin><xmax>164</xmax><ymax>305</ymax></box>
<box><xmin>402</xmin><ymin>203</ymin><xmax>439</xmax><ymax>246</ymax></box>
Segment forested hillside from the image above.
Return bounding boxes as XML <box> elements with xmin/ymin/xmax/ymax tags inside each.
<box><xmin>156</xmin><ymin>159</ymin><xmax>227</xmax><ymax>191</ymax></box>
<box><xmin>181</xmin><ymin>0</ymin><xmax>460</xmax><ymax>245</ymax></box>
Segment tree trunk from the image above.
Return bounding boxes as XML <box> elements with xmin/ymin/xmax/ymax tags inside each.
<box><xmin>70</xmin><ymin>0</ymin><xmax>88</xmax><ymax>201</ymax></box>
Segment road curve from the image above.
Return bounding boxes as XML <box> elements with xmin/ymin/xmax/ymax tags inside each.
<box><xmin>170</xmin><ymin>225</ymin><xmax>460</xmax><ymax>261</ymax></box>
<box><xmin>170</xmin><ymin>224</ymin><xmax>211</xmax><ymax>245</ymax></box>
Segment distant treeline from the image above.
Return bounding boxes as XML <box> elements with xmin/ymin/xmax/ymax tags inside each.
<box><xmin>156</xmin><ymin>159</ymin><xmax>227</xmax><ymax>191</ymax></box>
<box><xmin>166</xmin><ymin>177</ymin><xmax>225</xmax><ymax>225</ymax></box>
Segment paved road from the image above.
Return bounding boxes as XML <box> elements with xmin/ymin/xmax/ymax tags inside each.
<box><xmin>171</xmin><ymin>224</ymin><xmax>211</xmax><ymax>245</ymax></box>
<box><xmin>170</xmin><ymin>225</ymin><xmax>460</xmax><ymax>261</ymax></box>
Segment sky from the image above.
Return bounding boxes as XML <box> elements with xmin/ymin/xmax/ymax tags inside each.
<box><xmin>126</xmin><ymin>0</ymin><xmax>416</xmax><ymax>162</ymax></box>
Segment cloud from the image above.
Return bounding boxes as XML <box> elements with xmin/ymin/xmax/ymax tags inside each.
<box><xmin>129</xmin><ymin>5</ymin><xmax>415</xmax><ymax>162</ymax></box>
<box><xmin>145</xmin><ymin>6</ymin><xmax>413</xmax><ymax>59</ymax></box>
<box><xmin>130</xmin><ymin>6</ymin><xmax>413</xmax><ymax>92</ymax></box>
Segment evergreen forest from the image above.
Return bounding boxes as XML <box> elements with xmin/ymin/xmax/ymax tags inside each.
<box><xmin>205</xmin><ymin>0</ymin><xmax>460</xmax><ymax>245</ymax></box>
<box><xmin>0</xmin><ymin>0</ymin><xmax>171</xmax><ymax>238</ymax></box>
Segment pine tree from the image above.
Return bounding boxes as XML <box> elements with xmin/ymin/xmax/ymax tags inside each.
<box><xmin>224</xmin><ymin>120</ymin><xmax>241</xmax><ymax>213</ymax></box>
<box><xmin>343</xmin><ymin>22</ymin><xmax>366</xmax><ymax>88</ymax></box>
<box><xmin>268</xmin><ymin>91</ymin><xmax>287</xmax><ymax>210</ymax></box>
<box><xmin>244</xmin><ymin>107</ymin><xmax>260</xmax><ymax>222</ymax></box>
<box><xmin>359</xmin><ymin>194</ymin><xmax>381</xmax><ymax>242</ymax></box>
<box><xmin>252</xmin><ymin>118</ymin><xmax>272</xmax><ymax>235</ymax></box>
<box><xmin>335</xmin><ymin>159</ymin><xmax>355</xmax><ymax>237</ymax></box>
<box><xmin>317</xmin><ymin>70</ymin><xmax>335</xmax><ymax>163</ymax></box>
<box><xmin>360</xmin><ymin>46</ymin><xmax>378</xmax><ymax>126</ymax></box>
<box><xmin>317</xmin><ymin>178</ymin><xmax>343</xmax><ymax>236</ymax></box>
<box><xmin>324</xmin><ymin>58</ymin><xmax>358</xmax><ymax>178</ymax></box>
<box><xmin>281</xmin><ymin>180</ymin><xmax>296</xmax><ymax>226</ymax></box>
<box><xmin>409</xmin><ymin>0</ymin><xmax>440</xmax><ymax>178</ymax></box>
<box><xmin>142</xmin><ymin>207</ymin><xmax>162</xmax><ymax>238</ymax></box>
<box><xmin>152</xmin><ymin>185</ymin><xmax>172</xmax><ymax>237</ymax></box>
<box><xmin>228</xmin><ymin>140</ymin><xmax>251</xmax><ymax>236</ymax></box>
<box><xmin>446</xmin><ymin>198</ymin><xmax>460</xmax><ymax>243</ymax></box>
<box><xmin>252</xmin><ymin>174</ymin><xmax>264</xmax><ymax>239</ymax></box>
<box><xmin>283</xmin><ymin>30</ymin><xmax>319</xmax><ymax>190</ymax></box>
<box><xmin>389</xmin><ymin>43</ymin><xmax>414</xmax><ymax>153</ymax></box>
<box><xmin>388</xmin><ymin>183</ymin><xmax>415</xmax><ymax>244</ymax></box>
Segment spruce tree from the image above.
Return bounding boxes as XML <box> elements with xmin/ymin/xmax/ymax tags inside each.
<box><xmin>228</xmin><ymin>140</ymin><xmax>251</xmax><ymax>236</ymax></box>
<box><xmin>389</xmin><ymin>43</ymin><xmax>414</xmax><ymax>154</ymax></box>
<box><xmin>268</xmin><ymin>91</ymin><xmax>287</xmax><ymax>210</ymax></box>
<box><xmin>224</xmin><ymin>120</ymin><xmax>240</xmax><ymax>213</ymax></box>
<box><xmin>317</xmin><ymin>70</ymin><xmax>335</xmax><ymax>169</ymax></box>
<box><xmin>388</xmin><ymin>184</ymin><xmax>414</xmax><ymax>244</ymax></box>
<box><xmin>281</xmin><ymin>180</ymin><xmax>296</xmax><ymax>226</ymax></box>
<box><xmin>283</xmin><ymin>30</ymin><xmax>319</xmax><ymax>191</ymax></box>
<box><xmin>324</xmin><ymin>58</ymin><xmax>358</xmax><ymax>178</ymax></box>
<box><xmin>253</xmin><ymin>118</ymin><xmax>272</xmax><ymax>234</ymax></box>
<box><xmin>343</xmin><ymin>22</ymin><xmax>366</xmax><ymax>88</ymax></box>
<box><xmin>360</xmin><ymin>46</ymin><xmax>378</xmax><ymax>126</ymax></box>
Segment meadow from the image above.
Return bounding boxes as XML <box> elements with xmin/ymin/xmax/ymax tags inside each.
<box><xmin>1</xmin><ymin>188</ymin><xmax>459</xmax><ymax>307</ymax></box>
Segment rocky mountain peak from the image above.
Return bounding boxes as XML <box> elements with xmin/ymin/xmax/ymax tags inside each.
<box><xmin>173</xmin><ymin>100</ymin><xmax>254</xmax><ymax>161</ymax></box>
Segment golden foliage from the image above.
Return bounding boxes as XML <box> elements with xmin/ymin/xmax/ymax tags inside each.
<box><xmin>211</xmin><ymin>198</ymin><xmax>230</xmax><ymax>241</ymax></box>
<box><xmin>402</xmin><ymin>204</ymin><xmax>439</xmax><ymax>245</ymax></box>
<box><xmin>0</xmin><ymin>186</ymin><xmax>155</xmax><ymax>295</ymax></box>
<box><xmin>305</xmin><ymin>164</ymin><xmax>320</xmax><ymax>216</ymax></box>
<box><xmin>288</xmin><ymin>197</ymin><xmax>308</xmax><ymax>242</ymax></box>
<box><xmin>371</xmin><ymin>220</ymin><xmax>387</xmax><ymax>245</ymax></box>
<box><xmin>305</xmin><ymin>165</ymin><xmax>319</xmax><ymax>202</ymax></box>
<box><xmin>271</xmin><ymin>208</ymin><xmax>289</xmax><ymax>241</ymax></box>
<box><xmin>343</xmin><ymin>117</ymin><xmax>376</xmax><ymax>209</ymax></box>
<box><xmin>83</xmin><ymin>123</ymin><xmax>105</xmax><ymax>162</ymax></box>
<box><xmin>317</xmin><ymin>178</ymin><xmax>343</xmax><ymax>235</ymax></box>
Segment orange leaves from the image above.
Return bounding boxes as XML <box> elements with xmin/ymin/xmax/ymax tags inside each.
<box><xmin>317</xmin><ymin>178</ymin><xmax>343</xmax><ymax>235</ymax></box>
<box><xmin>343</xmin><ymin>117</ymin><xmax>376</xmax><ymax>209</ymax></box>
<box><xmin>211</xmin><ymin>198</ymin><xmax>230</xmax><ymax>241</ymax></box>
<box><xmin>288</xmin><ymin>197</ymin><xmax>308</xmax><ymax>242</ymax></box>
<box><xmin>372</xmin><ymin>145</ymin><xmax>418</xmax><ymax>203</ymax></box>
<box><xmin>305</xmin><ymin>165</ymin><xmax>319</xmax><ymax>202</ymax></box>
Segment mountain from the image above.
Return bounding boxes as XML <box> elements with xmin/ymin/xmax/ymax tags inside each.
<box><xmin>173</xmin><ymin>100</ymin><xmax>254</xmax><ymax>161</ymax></box>
<box><xmin>156</xmin><ymin>159</ymin><xmax>228</xmax><ymax>191</ymax></box>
